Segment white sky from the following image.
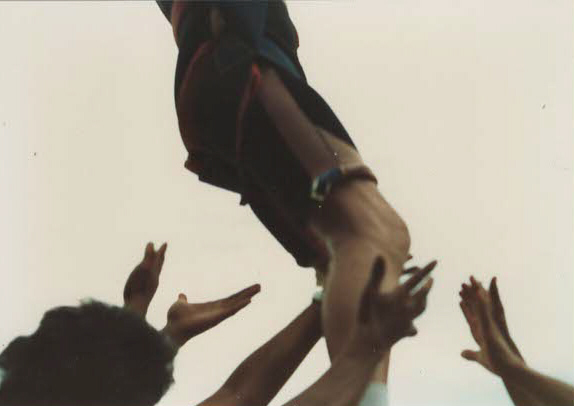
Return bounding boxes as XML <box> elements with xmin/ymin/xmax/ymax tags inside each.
<box><xmin>0</xmin><ymin>1</ymin><xmax>572</xmax><ymax>406</ymax></box>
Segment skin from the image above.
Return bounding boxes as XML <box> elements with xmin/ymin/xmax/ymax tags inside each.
<box><xmin>460</xmin><ymin>276</ymin><xmax>574</xmax><ymax>406</ymax></box>
<box><xmin>198</xmin><ymin>301</ymin><xmax>323</xmax><ymax>406</ymax></box>
<box><xmin>278</xmin><ymin>258</ymin><xmax>435</xmax><ymax>406</ymax></box>
<box><xmin>196</xmin><ymin>258</ymin><xmax>436</xmax><ymax>406</ymax></box>
<box><xmin>197</xmin><ymin>259</ymin><xmax>431</xmax><ymax>406</ymax></box>
<box><xmin>124</xmin><ymin>243</ymin><xmax>435</xmax><ymax>406</ymax></box>
<box><xmin>123</xmin><ymin>241</ymin><xmax>320</xmax><ymax>406</ymax></box>
<box><xmin>206</xmin><ymin>7</ymin><xmax>412</xmax><ymax>387</ymax></box>
<box><xmin>459</xmin><ymin>277</ymin><xmax>525</xmax><ymax>375</ymax></box>
<box><xmin>123</xmin><ymin>242</ymin><xmax>167</xmax><ymax>318</ymax></box>
<box><xmin>162</xmin><ymin>285</ymin><xmax>261</xmax><ymax>348</ymax></box>
<box><xmin>460</xmin><ymin>277</ymin><xmax>539</xmax><ymax>406</ymax></box>
<box><xmin>122</xmin><ymin>242</ymin><xmax>260</xmax><ymax>347</ymax></box>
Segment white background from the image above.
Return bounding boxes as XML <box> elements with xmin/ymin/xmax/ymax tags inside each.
<box><xmin>0</xmin><ymin>1</ymin><xmax>572</xmax><ymax>406</ymax></box>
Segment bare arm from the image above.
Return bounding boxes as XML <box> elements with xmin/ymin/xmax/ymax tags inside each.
<box><xmin>281</xmin><ymin>340</ymin><xmax>380</xmax><ymax>406</ymax></box>
<box><xmin>200</xmin><ymin>302</ymin><xmax>322</xmax><ymax>406</ymax></box>
<box><xmin>463</xmin><ymin>277</ymin><xmax>574</xmax><ymax>406</ymax></box>
<box><xmin>198</xmin><ymin>259</ymin><xmax>436</xmax><ymax>406</ymax></box>
<box><xmin>163</xmin><ymin>285</ymin><xmax>261</xmax><ymax>349</ymax></box>
<box><xmin>204</xmin><ymin>259</ymin><xmax>424</xmax><ymax>406</ymax></box>
<box><xmin>502</xmin><ymin>363</ymin><xmax>574</xmax><ymax>406</ymax></box>
<box><xmin>460</xmin><ymin>278</ymin><xmax>543</xmax><ymax>406</ymax></box>
<box><xmin>200</xmin><ymin>342</ymin><xmax>380</xmax><ymax>406</ymax></box>
<box><xmin>281</xmin><ymin>259</ymin><xmax>436</xmax><ymax>406</ymax></box>
<box><xmin>123</xmin><ymin>242</ymin><xmax>167</xmax><ymax>318</ymax></box>
<box><xmin>502</xmin><ymin>379</ymin><xmax>545</xmax><ymax>406</ymax></box>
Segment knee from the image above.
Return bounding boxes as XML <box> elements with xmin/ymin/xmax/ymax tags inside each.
<box><xmin>361</xmin><ymin>189</ymin><xmax>412</xmax><ymax>262</ymax></box>
<box><xmin>312</xmin><ymin>181</ymin><xmax>412</xmax><ymax>261</ymax></box>
<box><xmin>386</xmin><ymin>217</ymin><xmax>411</xmax><ymax>260</ymax></box>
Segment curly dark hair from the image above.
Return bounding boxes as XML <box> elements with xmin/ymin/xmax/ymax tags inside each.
<box><xmin>0</xmin><ymin>301</ymin><xmax>177</xmax><ymax>406</ymax></box>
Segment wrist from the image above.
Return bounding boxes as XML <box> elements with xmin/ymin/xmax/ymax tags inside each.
<box><xmin>498</xmin><ymin>356</ymin><xmax>528</xmax><ymax>381</ymax></box>
<box><xmin>124</xmin><ymin>298</ymin><xmax>149</xmax><ymax>318</ymax></box>
<box><xmin>161</xmin><ymin>323</ymin><xmax>186</xmax><ymax>349</ymax></box>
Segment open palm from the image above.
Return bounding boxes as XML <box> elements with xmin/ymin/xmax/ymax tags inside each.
<box><xmin>460</xmin><ymin>277</ymin><xmax>524</xmax><ymax>375</ymax></box>
<box><xmin>164</xmin><ymin>284</ymin><xmax>261</xmax><ymax>348</ymax></box>
<box><xmin>460</xmin><ymin>290</ymin><xmax>497</xmax><ymax>374</ymax></box>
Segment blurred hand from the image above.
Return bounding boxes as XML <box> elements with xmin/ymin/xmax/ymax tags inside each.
<box><xmin>460</xmin><ymin>276</ymin><xmax>525</xmax><ymax>375</ymax></box>
<box><xmin>123</xmin><ymin>242</ymin><xmax>167</xmax><ymax>318</ymax></box>
<box><xmin>354</xmin><ymin>258</ymin><xmax>437</xmax><ymax>354</ymax></box>
<box><xmin>163</xmin><ymin>284</ymin><xmax>261</xmax><ymax>348</ymax></box>
<box><xmin>316</xmin><ymin>253</ymin><xmax>415</xmax><ymax>288</ymax></box>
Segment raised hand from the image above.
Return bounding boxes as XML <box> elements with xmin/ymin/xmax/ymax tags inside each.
<box><xmin>486</xmin><ymin>277</ymin><xmax>523</xmax><ymax>359</ymax></box>
<box><xmin>355</xmin><ymin>257</ymin><xmax>437</xmax><ymax>354</ymax></box>
<box><xmin>163</xmin><ymin>284</ymin><xmax>261</xmax><ymax>348</ymax></box>
<box><xmin>459</xmin><ymin>278</ymin><xmax>496</xmax><ymax>374</ymax></box>
<box><xmin>316</xmin><ymin>253</ymin><xmax>415</xmax><ymax>288</ymax></box>
<box><xmin>460</xmin><ymin>276</ymin><xmax>524</xmax><ymax>375</ymax></box>
<box><xmin>123</xmin><ymin>242</ymin><xmax>167</xmax><ymax>318</ymax></box>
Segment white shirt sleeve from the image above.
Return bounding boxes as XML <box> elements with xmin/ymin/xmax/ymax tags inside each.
<box><xmin>359</xmin><ymin>382</ymin><xmax>389</xmax><ymax>406</ymax></box>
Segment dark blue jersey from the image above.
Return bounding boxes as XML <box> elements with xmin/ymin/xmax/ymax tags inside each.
<box><xmin>156</xmin><ymin>1</ymin><xmax>306</xmax><ymax>94</ymax></box>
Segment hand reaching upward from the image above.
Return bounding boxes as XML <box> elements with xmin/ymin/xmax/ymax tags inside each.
<box><xmin>123</xmin><ymin>242</ymin><xmax>167</xmax><ymax>318</ymax></box>
<box><xmin>460</xmin><ymin>276</ymin><xmax>525</xmax><ymax>375</ymax></box>
<box><xmin>354</xmin><ymin>257</ymin><xmax>437</xmax><ymax>354</ymax></box>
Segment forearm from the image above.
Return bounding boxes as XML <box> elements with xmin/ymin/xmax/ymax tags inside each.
<box><xmin>502</xmin><ymin>363</ymin><xmax>574</xmax><ymax>406</ymax></box>
<box><xmin>503</xmin><ymin>380</ymin><xmax>544</xmax><ymax>406</ymax></box>
<box><xmin>282</xmin><ymin>341</ymin><xmax>381</xmax><ymax>406</ymax></box>
<box><xmin>123</xmin><ymin>298</ymin><xmax>148</xmax><ymax>318</ymax></box>
<box><xmin>221</xmin><ymin>303</ymin><xmax>322</xmax><ymax>406</ymax></box>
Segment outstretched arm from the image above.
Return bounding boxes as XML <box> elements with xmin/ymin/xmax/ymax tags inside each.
<box><xmin>498</xmin><ymin>362</ymin><xmax>574</xmax><ymax>406</ymax></box>
<box><xmin>462</xmin><ymin>276</ymin><xmax>574</xmax><ymax>406</ymax></box>
<box><xmin>199</xmin><ymin>300</ymin><xmax>322</xmax><ymax>406</ymax></box>
<box><xmin>473</xmin><ymin>283</ymin><xmax>574</xmax><ymax>406</ymax></box>
<box><xmin>163</xmin><ymin>285</ymin><xmax>261</xmax><ymax>349</ymax></box>
<box><xmin>502</xmin><ymin>363</ymin><xmax>574</xmax><ymax>406</ymax></box>
<box><xmin>202</xmin><ymin>260</ymin><xmax>423</xmax><ymax>406</ymax></box>
<box><xmin>200</xmin><ymin>258</ymin><xmax>436</xmax><ymax>406</ymax></box>
<box><xmin>282</xmin><ymin>259</ymin><xmax>436</xmax><ymax>406</ymax></box>
<box><xmin>460</xmin><ymin>277</ymin><xmax>542</xmax><ymax>406</ymax></box>
<box><xmin>280</xmin><ymin>340</ymin><xmax>380</xmax><ymax>406</ymax></box>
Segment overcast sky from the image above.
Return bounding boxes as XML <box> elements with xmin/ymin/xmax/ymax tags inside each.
<box><xmin>0</xmin><ymin>1</ymin><xmax>572</xmax><ymax>406</ymax></box>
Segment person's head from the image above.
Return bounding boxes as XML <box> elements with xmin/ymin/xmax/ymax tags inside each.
<box><xmin>0</xmin><ymin>300</ymin><xmax>177</xmax><ymax>406</ymax></box>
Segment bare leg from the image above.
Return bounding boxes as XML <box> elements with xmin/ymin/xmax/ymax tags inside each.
<box><xmin>311</xmin><ymin>177</ymin><xmax>411</xmax><ymax>384</ymax></box>
<box><xmin>252</xmin><ymin>67</ymin><xmax>411</xmax><ymax>384</ymax></box>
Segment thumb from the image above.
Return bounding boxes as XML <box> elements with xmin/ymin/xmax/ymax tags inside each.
<box><xmin>461</xmin><ymin>350</ymin><xmax>480</xmax><ymax>362</ymax></box>
<box><xmin>406</xmin><ymin>324</ymin><xmax>418</xmax><ymax>337</ymax></box>
<box><xmin>178</xmin><ymin>293</ymin><xmax>188</xmax><ymax>302</ymax></box>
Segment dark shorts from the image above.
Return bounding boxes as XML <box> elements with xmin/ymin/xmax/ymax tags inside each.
<box><xmin>175</xmin><ymin>36</ymin><xmax>375</xmax><ymax>267</ymax></box>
